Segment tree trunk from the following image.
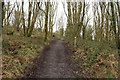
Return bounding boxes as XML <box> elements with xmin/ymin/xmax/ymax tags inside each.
<box><xmin>0</xmin><ymin>1</ymin><xmax>2</xmax><ymax>35</ymax></box>
<box><xmin>2</xmin><ymin>2</ymin><xmax>5</xmax><ymax>27</ymax></box>
<box><xmin>110</xmin><ymin>2</ymin><xmax>120</xmax><ymax>60</ymax></box>
<box><xmin>27</xmin><ymin>3</ymin><xmax>39</xmax><ymax>37</ymax></box>
<box><xmin>116</xmin><ymin>2</ymin><xmax>120</xmax><ymax>50</ymax></box>
<box><xmin>82</xmin><ymin>2</ymin><xmax>85</xmax><ymax>39</ymax></box>
<box><xmin>22</xmin><ymin>2</ymin><xmax>26</xmax><ymax>36</ymax></box>
<box><xmin>26</xmin><ymin>2</ymin><xmax>32</xmax><ymax>35</ymax></box>
<box><xmin>44</xmin><ymin>2</ymin><xmax>49</xmax><ymax>41</ymax></box>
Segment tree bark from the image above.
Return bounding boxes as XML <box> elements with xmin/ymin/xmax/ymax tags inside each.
<box><xmin>26</xmin><ymin>2</ymin><xmax>32</xmax><ymax>35</ymax></box>
<box><xmin>27</xmin><ymin>3</ymin><xmax>39</xmax><ymax>37</ymax></box>
<box><xmin>2</xmin><ymin>2</ymin><xmax>5</xmax><ymax>27</ymax></box>
<box><xmin>110</xmin><ymin>2</ymin><xmax>119</xmax><ymax>52</ymax></box>
<box><xmin>22</xmin><ymin>2</ymin><xmax>26</xmax><ymax>36</ymax></box>
<box><xmin>116</xmin><ymin>2</ymin><xmax>120</xmax><ymax>50</ymax></box>
<box><xmin>44</xmin><ymin>2</ymin><xmax>49</xmax><ymax>41</ymax></box>
<box><xmin>82</xmin><ymin>2</ymin><xmax>86</xmax><ymax>39</ymax></box>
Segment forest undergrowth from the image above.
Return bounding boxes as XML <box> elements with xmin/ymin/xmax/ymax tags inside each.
<box><xmin>69</xmin><ymin>40</ymin><xmax>118</xmax><ymax>78</ymax></box>
<box><xmin>2</xmin><ymin>27</ymin><xmax>51</xmax><ymax>78</ymax></box>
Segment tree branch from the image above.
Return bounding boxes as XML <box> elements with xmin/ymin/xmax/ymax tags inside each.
<box><xmin>37</xmin><ymin>2</ymin><xmax>46</xmax><ymax>14</ymax></box>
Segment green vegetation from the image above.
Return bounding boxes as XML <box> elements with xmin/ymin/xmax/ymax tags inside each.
<box><xmin>63</xmin><ymin>1</ymin><xmax>119</xmax><ymax>78</ymax></box>
<box><xmin>71</xmin><ymin>40</ymin><xmax>118</xmax><ymax>78</ymax></box>
<box><xmin>2</xmin><ymin>28</ymin><xmax>51</xmax><ymax>78</ymax></box>
<box><xmin>1</xmin><ymin>0</ymin><xmax>119</xmax><ymax>78</ymax></box>
<box><xmin>2</xmin><ymin>1</ymin><xmax>58</xmax><ymax>78</ymax></box>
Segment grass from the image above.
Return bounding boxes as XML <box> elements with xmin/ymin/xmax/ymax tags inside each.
<box><xmin>70</xmin><ymin>39</ymin><xmax>118</xmax><ymax>78</ymax></box>
<box><xmin>2</xmin><ymin>28</ymin><xmax>52</xmax><ymax>78</ymax></box>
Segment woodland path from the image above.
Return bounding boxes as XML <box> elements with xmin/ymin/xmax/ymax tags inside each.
<box><xmin>24</xmin><ymin>40</ymin><xmax>76</xmax><ymax>78</ymax></box>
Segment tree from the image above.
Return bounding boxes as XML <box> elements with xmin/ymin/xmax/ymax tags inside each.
<box><xmin>58</xmin><ymin>16</ymin><xmax>64</xmax><ymax>36</ymax></box>
<box><xmin>2</xmin><ymin>1</ymin><xmax>5</xmax><ymax>27</ymax></box>
<box><xmin>26</xmin><ymin>2</ymin><xmax>32</xmax><ymax>35</ymax></box>
<box><xmin>110</xmin><ymin>2</ymin><xmax>118</xmax><ymax>46</ymax></box>
<box><xmin>48</xmin><ymin>2</ymin><xmax>58</xmax><ymax>36</ymax></box>
<box><xmin>0</xmin><ymin>1</ymin><xmax>3</xmax><ymax>35</ymax></box>
<box><xmin>21</xmin><ymin>1</ymin><xmax>26</xmax><ymax>36</ymax></box>
<box><xmin>14</xmin><ymin>2</ymin><xmax>21</xmax><ymax>31</ymax></box>
<box><xmin>82</xmin><ymin>2</ymin><xmax>86</xmax><ymax>39</ymax></box>
<box><xmin>116</xmin><ymin>1</ymin><xmax>120</xmax><ymax>51</ymax></box>
<box><xmin>44</xmin><ymin>2</ymin><xmax>50</xmax><ymax>41</ymax></box>
<box><xmin>27</xmin><ymin>2</ymin><xmax>39</xmax><ymax>37</ymax></box>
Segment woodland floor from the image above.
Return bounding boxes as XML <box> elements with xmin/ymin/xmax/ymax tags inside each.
<box><xmin>23</xmin><ymin>39</ymin><xmax>76</xmax><ymax>78</ymax></box>
<box><xmin>2</xmin><ymin>32</ymin><xmax>118</xmax><ymax>78</ymax></box>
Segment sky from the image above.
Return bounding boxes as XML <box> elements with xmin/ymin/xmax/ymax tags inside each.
<box><xmin>4</xmin><ymin>0</ymin><xmax>119</xmax><ymax>32</ymax></box>
<box><xmin>4</xmin><ymin>0</ymin><xmax>67</xmax><ymax>32</ymax></box>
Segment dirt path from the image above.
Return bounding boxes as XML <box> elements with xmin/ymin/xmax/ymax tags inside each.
<box><xmin>24</xmin><ymin>40</ymin><xmax>75</xmax><ymax>78</ymax></box>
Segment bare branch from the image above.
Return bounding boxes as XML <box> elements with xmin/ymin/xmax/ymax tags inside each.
<box><xmin>37</xmin><ymin>2</ymin><xmax>46</xmax><ymax>14</ymax></box>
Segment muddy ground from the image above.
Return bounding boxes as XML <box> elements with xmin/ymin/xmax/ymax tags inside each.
<box><xmin>22</xmin><ymin>40</ymin><xmax>77</xmax><ymax>78</ymax></box>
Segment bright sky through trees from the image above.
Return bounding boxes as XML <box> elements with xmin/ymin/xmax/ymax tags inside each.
<box><xmin>4</xmin><ymin>0</ymin><xmax>118</xmax><ymax>32</ymax></box>
<box><xmin>4</xmin><ymin>0</ymin><xmax>95</xmax><ymax>32</ymax></box>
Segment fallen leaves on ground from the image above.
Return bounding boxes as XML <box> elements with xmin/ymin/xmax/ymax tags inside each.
<box><xmin>71</xmin><ymin>41</ymin><xmax>118</xmax><ymax>78</ymax></box>
<box><xmin>2</xmin><ymin>33</ymin><xmax>49</xmax><ymax>78</ymax></box>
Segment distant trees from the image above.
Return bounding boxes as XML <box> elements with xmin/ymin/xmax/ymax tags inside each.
<box><xmin>43</xmin><ymin>2</ymin><xmax>58</xmax><ymax>41</ymax></box>
<box><xmin>48</xmin><ymin>2</ymin><xmax>58</xmax><ymax>36</ymax></box>
<box><xmin>63</xmin><ymin>1</ymin><xmax>120</xmax><ymax>48</ymax></box>
<box><xmin>27</xmin><ymin>2</ymin><xmax>39</xmax><ymax>37</ymax></box>
<box><xmin>2</xmin><ymin>1</ymin><xmax>58</xmax><ymax>41</ymax></box>
<box><xmin>22</xmin><ymin>2</ymin><xmax>39</xmax><ymax>37</ymax></box>
<box><xmin>3</xmin><ymin>1</ymin><xmax>15</xmax><ymax>27</ymax></box>
<box><xmin>2</xmin><ymin>0</ymin><xmax>119</xmax><ymax>44</ymax></box>
<box><xmin>64</xmin><ymin>1</ymin><xmax>90</xmax><ymax>43</ymax></box>
<box><xmin>14</xmin><ymin>2</ymin><xmax>21</xmax><ymax>32</ymax></box>
<box><xmin>57</xmin><ymin>16</ymin><xmax>64</xmax><ymax>37</ymax></box>
<box><xmin>92</xmin><ymin>2</ymin><xmax>120</xmax><ymax>44</ymax></box>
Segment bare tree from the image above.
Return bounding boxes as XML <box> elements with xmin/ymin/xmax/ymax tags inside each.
<box><xmin>44</xmin><ymin>2</ymin><xmax>50</xmax><ymax>41</ymax></box>
<box><xmin>22</xmin><ymin>1</ymin><xmax>26</xmax><ymax>36</ymax></box>
<box><xmin>27</xmin><ymin>2</ymin><xmax>39</xmax><ymax>37</ymax></box>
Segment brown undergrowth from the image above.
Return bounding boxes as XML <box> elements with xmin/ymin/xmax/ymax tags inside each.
<box><xmin>68</xmin><ymin>40</ymin><xmax>118</xmax><ymax>78</ymax></box>
<box><xmin>2</xmin><ymin>28</ymin><xmax>51</xmax><ymax>78</ymax></box>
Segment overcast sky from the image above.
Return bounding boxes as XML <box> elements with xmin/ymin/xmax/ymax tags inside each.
<box><xmin>4</xmin><ymin>0</ymin><xmax>119</xmax><ymax>32</ymax></box>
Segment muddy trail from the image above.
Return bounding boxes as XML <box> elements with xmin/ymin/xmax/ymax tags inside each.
<box><xmin>23</xmin><ymin>40</ymin><xmax>76</xmax><ymax>78</ymax></box>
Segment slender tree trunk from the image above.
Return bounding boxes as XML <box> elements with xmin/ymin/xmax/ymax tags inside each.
<box><xmin>75</xmin><ymin>2</ymin><xmax>82</xmax><ymax>39</ymax></box>
<box><xmin>22</xmin><ymin>2</ymin><xmax>26</xmax><ymax>36</ymax></box>
<box><xmin>82</xmin><ymin>2</ymin><xmax>86</xmax><ymax>39</ymax></box>
<box><xmin>26</xmin><ymin>2</ymin><xmax>32</xmax><ymax>35</ymax></box>
<box><xmin>49</xmin><ymin>11</ymin><xmax>51</xmax><ymax>34</ymax></box>
<box><xmin>116</xmin><ymin>2</ymin><xmax>120</xmax><ymax>51</ymax></box>
<box><xmin>2</xmin><ymin>2</ymin><xmax>5</xmax><ymax>27</ymax></box>
<box><xmin>28</xmin><ymin>3</ymin><xmax>39</xmax><ymax>37</ymax></box>
<box><xmin>110</xmin><ymin>2</ymin><xmax>120</xmax><ymax>60</ymax></box>
<box><xmin>6</xmin><ymin>2</ymin><xmax>10</xmax><ymax>26</ymax></box>
<box><xmin>111</xmin><ymin>2</ymin><xmax>116</xmax><ymax>35</ymax></box>
<box><xmin>66</xmin><ymin>2</ymin><xmax>72</xmax><ymax>42</ymax></box>
<box><xmin>106</xmin><ymin>15</ymin><xmax>109</xmax><ymax>41</ymax></box>
<box><xmin>0</xmin><ymin>1</ymin><xmax>2</xmax><ymax>35</ymax></box>
<box><xmin>44</xmin><ymin>2</ymin><xmax>49</xmax><ymax>41</ymax></box>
